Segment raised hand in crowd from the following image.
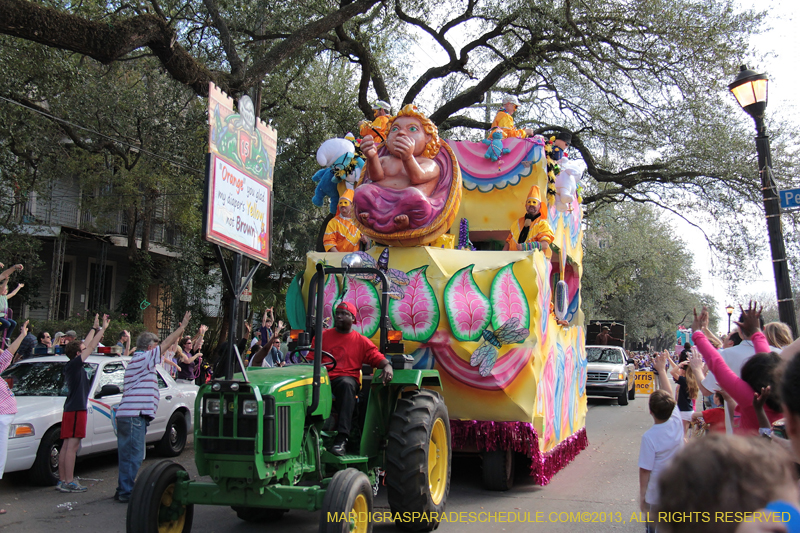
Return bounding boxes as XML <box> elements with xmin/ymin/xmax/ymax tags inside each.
<box><xmin>81</xmin><ymin>314</ymin><xmax>110</xmax><ymax>360</ymax></box>
<box><xmin>9</xmin><ymin>320</ymin><xmax>29</xmax><ymax>363</ymax></box>
<box><xmin>0</xmin><ymin>264</ymin><xmax>23</xmax><ymax>282</ymax></box>
<box><xmin>653</xmin><ymin>351</ymin><xmax>673</xmax><ymax>394</ymax></box>
<box><xmin>753</xmin><ymin>386</ymin><xmax>772</xmax><ymax>431</ymax></box>
<box><xmin>688</xmin><ymin>348</ymin><xmax>705</xmax><ymax>382</ymax></box>
<box><xmin>691</xmin><ymin>306</ymin><xmax>710</xmax><ymax>333</ymax></box>
<box><xmin>734</xmin><ymin>301</ymin><xmax>763</xmax><ymax>338</ymax></box>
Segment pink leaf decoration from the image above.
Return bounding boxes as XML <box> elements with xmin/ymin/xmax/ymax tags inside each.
<box><xmin>340</xmin><ymin>277</ymin><xmax>381</xmax><ymax>338</ymax></box>
<box><xmin>389</xmin><ymin>266</ymin><xmax>440</xmax><ymax>342</ymax></box>
<box><xmin>490</xmin><ymin>263</ymin><xmax>530</xmax><ymax>331</ymax></box>
<box><xmin>322</xmin><ymin>273</ymin><xmax>339</xmax><ymax>327</ymax></box>
<box><xmin>444</xmin><ymin>265</ymin><xmax>491</xmax><ymax>342</ymax></box>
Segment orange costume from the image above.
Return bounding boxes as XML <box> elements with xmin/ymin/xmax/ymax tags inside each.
<box><xmin>506</xmin><ymin>185</ymin><xmax>554</xmax><ymax>257</ymax></box>
<box><xmin>359</xmin><ymin>100</ymin><xmax>392</xmax><ymax>142</ymax></box>
<box><xmin>359</xmin><ymin>115</ymin><xmax>390</xmax><ymax>142</ymax></box>
<box><xmin>323</xmin><ymin>190</ymin><xmax>362</xmax><ymax>252</ymax></box>
<box><xmin>491</xmin><ymin>110</ymin><xmax>528</xmax><ymax>139</ymax></box>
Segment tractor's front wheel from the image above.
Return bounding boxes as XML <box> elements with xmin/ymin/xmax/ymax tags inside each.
<box><xmin>127</xmin><ymin>460</ymin><xmax>194</xmax><ymax>533</ymax></box>
<box><xmin>319</xmin><ymin>468</ymin><xmax>373</xmax><ymax>533</ymax></box>
<box><xmin>386</xmin><ymin>389</ymin><xmax>451</xmax><ymax>532</ymax></box>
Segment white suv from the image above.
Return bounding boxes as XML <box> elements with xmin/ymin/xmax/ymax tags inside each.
<box><xmin>2</xmin><ymin>355</ymin><xmax>197</xmax><ymax>485</ymax></box>
<box><xmin>584</xmin><ymin>346</ymin><xmax>636</xmax><ymax>405</ymax></box>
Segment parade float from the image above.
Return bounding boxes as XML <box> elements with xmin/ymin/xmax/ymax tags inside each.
<box><xmin>289</xmin><ymin>103</ymin><xmax>588</xmax><ymax>490</ymax></box>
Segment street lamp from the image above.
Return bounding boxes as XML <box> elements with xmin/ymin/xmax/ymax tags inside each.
<box><xmin>725</xmin><ymin>304</ymin><xmax>734</xmax><ymax>334</ymax></box>
<box><xmin>729</xmin><ymin>66</ymin><xmax>798</xmax><ymax>338</ymax></box>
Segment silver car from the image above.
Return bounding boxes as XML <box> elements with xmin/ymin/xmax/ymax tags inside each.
<box><xmin>2</xmin><ymin>355</ymin><xmax>197</xmax><ymax>485</ymax></box>
<box><xmin>584</xmin><ymin>345</ymin><xmax>636</xmax><ymax>405</ymax></box>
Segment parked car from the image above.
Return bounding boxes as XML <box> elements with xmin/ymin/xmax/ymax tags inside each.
<box><xmin>2</xmin><ymin>354</ymin><xmax>198</xmax><ymax>485</ymax></box>
<box><xmin>584</xmin><ymin>345</ymin><xmax>636</xmax><ymax>405</ymax></box>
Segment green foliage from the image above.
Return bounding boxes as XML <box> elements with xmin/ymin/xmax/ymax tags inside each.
<box><xmin>116</xmin><ymin>252</ymin><xmax>153</xmax><ymax>323</ymax></box>
<box><xmin>582</xmin><ymin>203</ymin><xmax>717</xmax><ymax>349</ymax></box>
<box><xmin>0</xmin><ymin>230</ymin><xmax>44</xmax><ymax>308</ymax></box>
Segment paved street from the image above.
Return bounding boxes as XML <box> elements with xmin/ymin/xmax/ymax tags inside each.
<box><xmin>0</xmin><ymin>395</ymin><xmax>652</xmax><ymax>532</ymax></box>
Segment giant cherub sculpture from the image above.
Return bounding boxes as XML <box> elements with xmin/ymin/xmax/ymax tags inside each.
<box><xmin>354</xmin><ymin>104</ymin><xmax>443</xmax><ymax>234</ymax></box>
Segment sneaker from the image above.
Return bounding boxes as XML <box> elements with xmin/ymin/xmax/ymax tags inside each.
<box><xmin>60</xmin><ymin>481</ymin><xmax>87</xmax><ymax>493</ymax></box>
<box><xmin>55</xmin><ymin>481</ymin><xmax>65</xmax><ymax>491</ymax></box>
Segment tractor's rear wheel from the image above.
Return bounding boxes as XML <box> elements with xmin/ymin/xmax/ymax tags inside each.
<box><xmin>231</xmin><ymin>506</ymin><xmax>287</xmax><ymax>522</ymax></box>
<box><xmin>482</xmin><ymin>448</ymin><xmax>515</xmax><ymax>491</ymax></box>
<box><xmin>386</xmin><ymin>389</ymin><xmax>451</xmax><ymax>532</ymax></box>
<box><xmin>127</xmin><ymin>460</ymin><xmax>194</xmax><ymax>533</ymax></box>
<box><xmin>319</xmin><ymin>468</ymin><xmax>373</xmax><ymax>533</ymax></box>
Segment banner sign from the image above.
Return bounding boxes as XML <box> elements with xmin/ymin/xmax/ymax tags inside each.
<box><xmin>204</xmin><ymin>83</ymin><xmax>277</xmax><ymax>264</ymax></box>
<box><xmin>635</xmin><ymin>371</ymin><xmax>656</xmax><ymax>395</ymax></box>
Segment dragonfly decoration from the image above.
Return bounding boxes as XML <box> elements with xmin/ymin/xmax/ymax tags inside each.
<box><xmin>470</xmin><ymin>317</ymin><xmax>530</xmax><ymax>377</ymax></box>
<box><xmin>350</xmin><ymin>248</ymin><xmax>409</xmax><ymax>300</ymax></box>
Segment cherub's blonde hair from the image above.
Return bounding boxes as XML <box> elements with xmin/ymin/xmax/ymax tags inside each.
<box><xmin>386</xmin><ymin>104</ymin><xmax>441</xmax><ymax>158</ymax></box>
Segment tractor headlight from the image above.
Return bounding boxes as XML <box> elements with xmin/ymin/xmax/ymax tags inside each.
<box><xmin>242</xmin><ymin>400</ymin><xmax>259</xmax><ymax>415</ymax></box>
<box><xmin>206</xmin><ymin>398</ymin><xmax>221</xmax><ymax>414</ymax></box>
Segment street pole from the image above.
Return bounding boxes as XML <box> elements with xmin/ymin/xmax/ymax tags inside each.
<box><xmin>727</xmin><ymin>314</ymin><xmax>731</xmax><ymax>335</ymax></box>
<box><xmin>753</xmin><ymin>116</ymin><xmax>798</xmax><ymax>338</ymax></box>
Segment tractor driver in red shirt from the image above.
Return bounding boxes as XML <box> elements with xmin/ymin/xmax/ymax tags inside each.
<box><xmin>313</xmin><ymin>302</ymin><xmax>393</xmax><ymax>455</ymax></box>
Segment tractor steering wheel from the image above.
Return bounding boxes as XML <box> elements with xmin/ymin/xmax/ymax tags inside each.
<box><xmin>287</xmin><ymin>348</ymin><xmax>337</xmax><ymax>371</ymax></box>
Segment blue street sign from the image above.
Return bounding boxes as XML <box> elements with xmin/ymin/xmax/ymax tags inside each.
<box><xmin>780</xmin><ymin>188</ymin><xmax>800</xmax><ymax>211</ymax></box>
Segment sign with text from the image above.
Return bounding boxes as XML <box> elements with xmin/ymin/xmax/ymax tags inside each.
<box><xmin>205</xmin><ymin>154</ymin><xmax>272</xmax><ymax>263</ymax></box>
<box><xmin>203</xmin><ymin>82</ymin><xmax>277</xmax><ymax>264</ymax></box>
<box><xmin>780</xmin><ymin>188</ymin><xmax>800</xmax><ymax>211</ymax></box>
<box><xmin>635</xmin><ymin>371</ymin><xmax>656</xmax><ymax>395</ymax></box>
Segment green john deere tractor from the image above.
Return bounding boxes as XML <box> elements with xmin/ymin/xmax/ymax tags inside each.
<box><xmin>127</xmin><ymin>261</ymin><xmax>451</xmax><ymax>533</ymax></box>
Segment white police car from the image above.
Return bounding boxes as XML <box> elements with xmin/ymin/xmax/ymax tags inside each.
<box><xmin>2</xmin><ymin>351</ymin><xmax>197</xmax><ymax>485</ymax></box>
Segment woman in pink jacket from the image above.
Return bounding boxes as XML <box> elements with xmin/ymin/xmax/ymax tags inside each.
<box><xmin>690</xmin><ymin>303</ymin><xmax>783</xmax><ymax>435</ymax></box>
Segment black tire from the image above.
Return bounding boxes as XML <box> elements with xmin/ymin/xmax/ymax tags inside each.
<box><xmin>628</xmin><ymin>383</ymin><xmax>636</xmax><ymax>400</ymax></box>
<box><xmin>482</xmin><ymin>449</ymin><xmax>515</xmax><ymax>491</ymax></box>
<box><xmin>155</xmin><ymin>411</ymin><xmax>188</xmax><ymax>457</ymax></box>
<box><xmin>127</xmin><ymin>460</ymin><xmax>194</xmax><ymax>533</ymax></box>
<box><xmin>319</xmin><ymin>468</ymin><xmax>373</xmax><ymax>533</ymax></box>
<box><xmin>232</xmin><ymin>506</ymin><xmax>287</xmax><ymax>522</ymax></box>
<box><xmin>386</xmin><ymin>389</ymin><xmax>451</xmax><ymax>532</ymax></box>
<box><xmin>30</xmin><ymin>426</ymin><xmax>62</xmax><ymax>486</ymax></box>
<box><xmin>618</xmin><ymin>383</ymin><xmax>629</xmax><ymax>406</ymax></box>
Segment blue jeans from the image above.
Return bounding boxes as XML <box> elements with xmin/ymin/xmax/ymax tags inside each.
<box><xmin>0</xmin><ymin>318</ymin><xmax>16</xmax><ymax>338</ymax></box>
<box><xmin>116</xmin><ymin>416</ymin><xmax>149</xmax><ymax>499</ymax></box>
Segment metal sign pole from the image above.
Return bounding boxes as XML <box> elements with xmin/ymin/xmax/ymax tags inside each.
<box><xmin>214</xmin><ymin>245</ymin><xmax>260</xmax><ymax>381</ymax></box>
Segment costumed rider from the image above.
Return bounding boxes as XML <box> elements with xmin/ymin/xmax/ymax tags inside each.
<box><xmin>491</xmin><ymin>95</ymin><xmax>535</xmax><ymax>139</ymax></box>
<box><xmin>323</xmin><ymin>189</ymin><xmax>369</xmax><ymax>252</ymax></box>
<box><xmin>359</xmin><ymin>100</ymin><xmax>392</xmax><ymax>143</ymax></box>
<box><xmin>311</xmin><ymin>302</ymin><xmax>393</xmax><ymax>456</ymax></box>
<box><xmin>503</xmin><ymin>185</ymin><xmax>554</xmax><ymax>255</ymax></box>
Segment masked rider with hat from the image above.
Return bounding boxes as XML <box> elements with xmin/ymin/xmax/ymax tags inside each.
<box><xmin>323</xmin><ymin>189</ymin><xmax>369</xmax><ymax>252</ymax></box>
<box><xmin>311</xmin><ymin>302</ymin><xmax>393</xmax><ymax>455</ymax></box>
<box><xmin>503</xmin><ymin>185</ymin><xmax>555</xmax><ymax>257</ymax></box>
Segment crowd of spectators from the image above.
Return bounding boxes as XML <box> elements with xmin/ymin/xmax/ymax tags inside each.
<box><xmin>636</xmin><ymin>302</ymin><xmax>800</xmax><ymax>532</ymax></box>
